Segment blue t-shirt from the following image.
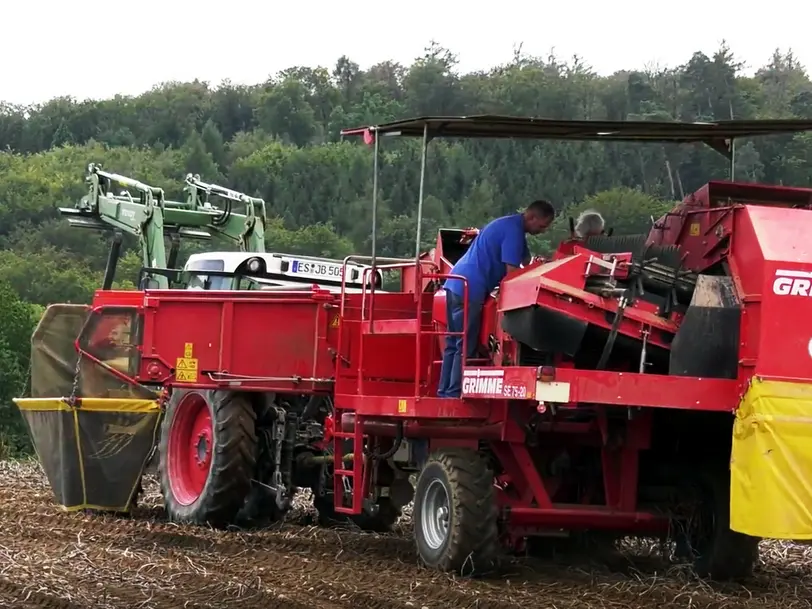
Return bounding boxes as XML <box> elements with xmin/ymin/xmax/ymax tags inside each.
<box><xmin>445</xmin><ymin>213</ymin><xmax>529</xmax><ymax>303</ymax></box>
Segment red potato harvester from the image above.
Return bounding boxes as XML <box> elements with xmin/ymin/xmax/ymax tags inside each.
<box><xmin>29</xmin><ymin>115</ymin><xmax>812</xmax><ymax>580</ymax></box>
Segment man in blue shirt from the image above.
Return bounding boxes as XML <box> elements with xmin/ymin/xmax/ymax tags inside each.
<box><xmin>437</xmin><ymin>200</ymin><xmax>556</xmax><ymax>398</ymax></box>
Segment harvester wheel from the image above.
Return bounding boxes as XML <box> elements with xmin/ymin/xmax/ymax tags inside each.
<box><xmin>683</xmin><ymin>468</ymin><xmax>760</xmax><ymax>581</ymax></box>
<box><xmin>413</xmin><ymin>448</ymin><xmax>499</xmax><ymax>576</ymax></box>
<box><xmin>159</xmin><ymin>389</ymin><xmax>257</xmax><ymax>528</ymax></box>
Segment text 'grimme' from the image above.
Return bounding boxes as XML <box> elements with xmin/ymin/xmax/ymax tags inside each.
<box><xmin>461</xmin><ymin>369</ymin><xmax>504</xmax><ymax>395</ymax></box>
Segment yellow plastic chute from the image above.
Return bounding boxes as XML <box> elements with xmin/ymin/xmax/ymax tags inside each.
<box><xmin>731</xmin><ymin>377</ymin><xmax>812</xmax><ymax>539</ymax></box>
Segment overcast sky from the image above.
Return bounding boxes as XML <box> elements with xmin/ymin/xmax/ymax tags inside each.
<box><xmin>2</xmin><ymin>0</ymin><xmax>809</xmax><ymax>106</ymax></box>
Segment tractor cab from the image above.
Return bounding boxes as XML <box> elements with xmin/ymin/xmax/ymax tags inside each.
<box><xmin>184</xmin><ymin>251</ymin><xmax>383</xmax><ymax>294</ymax></box>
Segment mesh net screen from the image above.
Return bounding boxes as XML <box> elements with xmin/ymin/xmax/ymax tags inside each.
<box><xmin>17</xmin><ymin>303</ymin><xmax>161</xmax><ymax>512</ymax></box>
<box><xmin>31</xmin><ymin>304</ymin><xmax>89</xmax><ymax>399</ymax></box>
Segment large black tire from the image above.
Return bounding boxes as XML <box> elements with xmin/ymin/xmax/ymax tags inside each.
<box><xmin>680</xmin><ymin>467</ymin><xmax>760</xmax><ymax>581</ymax></box>
<box><xmin>159</xmin><ymin>389</ymin><xmax>257</xmax><ymax>528</ymax></box>
<box><xmin>413</xmin><ymin>448</ymin><xmax>499</xmax><ymax>576</ymax></box>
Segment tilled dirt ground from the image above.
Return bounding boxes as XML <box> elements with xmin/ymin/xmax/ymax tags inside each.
<box><xmin>0</xmin><ymin>461</ymin><xmax>811</xmax><ymax>609</ymax></box>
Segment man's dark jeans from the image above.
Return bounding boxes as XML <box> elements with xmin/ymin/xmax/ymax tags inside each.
<box><xmin>437</xmin><ymin>290</ymin><xmax>482</xmax><ymax>398</ymax></box>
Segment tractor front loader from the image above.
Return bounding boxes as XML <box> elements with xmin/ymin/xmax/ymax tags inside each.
<box><xmin>12</xmin><ymin>165</ymin><xmax>269</xmax><ymax>516</ymax></box>
<box><xmin>14</xmin><ymin>164</ymin><xmax>384</xmax><ymax>528</ymax></box>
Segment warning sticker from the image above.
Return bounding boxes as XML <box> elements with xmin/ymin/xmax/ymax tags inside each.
<box><xmin>330</xmin><ymin>316</ymin><xmax>340</xmax><ymax>328</ymax></box>
<box><xmin>397</xmin><ymin>399</ymin><xmax>407</xmax><ymax>414</ymax></box>
<box><xmin>175</xmin><ymin>358</ymin><xmax>198</xmax><ymax>371</ymax></box>
<box><xmin>176</xmin><ymin>369</ymin><xmax>198</xmax><ymax>383</ymax></box>
<box><xmin>689</xmin><ymin>222</ymin><xmax>701</xmax><ymax>236</ymax></box>
<box><xmin>176</xmin><ymin>343</ymin><xmax>198</xmax><ymax>383</ymax></box>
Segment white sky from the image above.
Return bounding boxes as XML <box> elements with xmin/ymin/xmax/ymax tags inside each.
<box><xmin>1</xmin><ymin>0</ymin><xmax>809</xmax><ymax>106</ymax></box>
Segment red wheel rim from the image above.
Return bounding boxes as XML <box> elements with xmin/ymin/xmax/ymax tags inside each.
<box><xmin>167</xmin><ymin>392</ymin><xmax>213</xmax><ymax>505</ymax></box>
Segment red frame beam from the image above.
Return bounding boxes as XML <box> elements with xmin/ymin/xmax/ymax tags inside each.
<box><xmin>461</xmin><ymin>365</ymin><xmax>743</xmax><ymax>412</ymax></box>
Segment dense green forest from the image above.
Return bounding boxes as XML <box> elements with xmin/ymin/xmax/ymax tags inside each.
<box><xmin>1</xmin><ymin>41</ymin><xmax>811</xmax><ymax>454</ymax></box>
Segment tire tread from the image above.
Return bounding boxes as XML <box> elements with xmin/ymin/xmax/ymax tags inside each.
<box><xmin>159</xmin><ymin>390</ymin><xmax>257</xmax><ymax>528</ymax></box>
<box><xmin>416</xmin><ymin>447</ymin><xmax>499</xmax><ymax>575</ymax></box>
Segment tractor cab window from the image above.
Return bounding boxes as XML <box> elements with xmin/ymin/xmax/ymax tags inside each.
<box><xmin>75</xmin><ymin>306</ymin><xmax>154</xmax><ymax>399</ymax></box>
<box><xmin>186</xmin><ymin>259</ymin><xmax>231</xmax><ymax>290</ymax></box>
<box><xmin>77</xmin><ymin>307</ymin><xmax>140</xmax><ymax>376</ymax></box>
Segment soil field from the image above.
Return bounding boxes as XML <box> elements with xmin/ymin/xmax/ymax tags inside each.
<box><xmin>0</xmin><ymin>461</ymin><xmax>810</xmax><ymax>609</ymax></box>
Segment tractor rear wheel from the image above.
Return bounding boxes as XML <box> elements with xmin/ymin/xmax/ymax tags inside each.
<box><xmin>413</xmin><ymin>448</ymin><xmax>499</xmax><ymax>576</ymax></box>
<box><xmin>159</xmin><ymin>389</ymin><xmax>257</xmax><ymax>528</ymax></box>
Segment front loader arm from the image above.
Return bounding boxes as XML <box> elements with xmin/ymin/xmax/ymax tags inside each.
<box><xmin>183</xmin><ymin>174</ymin><xmax>267</xmax><ymax>253</ymax></box>
<box><xmin>59</xmin><ymin>165</ymin><xmax>269</xmax><ymax>289</ymax></box>
<box><xmin>62</xmin><ymin>163</ymin><xmax>170</xmax><ymax>288</ymax></box>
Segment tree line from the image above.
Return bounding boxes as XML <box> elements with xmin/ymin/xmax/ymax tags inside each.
<box><xmin>0</xmin><ymin>41</ymin><xmax>811</xmax><ymax>453</ymax></box>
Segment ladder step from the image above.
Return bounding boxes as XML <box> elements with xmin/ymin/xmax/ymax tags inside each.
<box><xmin>334</xmin><ymin>469</ymin><xmax>354</xmax><ymax>476</ymax></box>
<box><xmin>332</xmin><ymin>431</ymin><xmax>356</xmax><ymax>439</ymax></box>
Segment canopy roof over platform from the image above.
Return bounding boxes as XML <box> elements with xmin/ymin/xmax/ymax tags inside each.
<box><xmin>341</xmin><ymin>115</ymin><xmax>812</xmax><ymax>157</ymax></box>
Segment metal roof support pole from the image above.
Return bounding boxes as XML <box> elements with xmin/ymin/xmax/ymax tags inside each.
<box><xmin>729</xmin><ymin>139</ymin><xmax>736</xmax><ymax>181</ymax></box>
<box><xmin>415</xmin><ymin>124</ymin><xmax>429</xmax><ymax>261</ymax></box>
<box><xmin>371</xmin><ymin>128</ymin><xmax>380</xmax><ymax>269</ymax></box>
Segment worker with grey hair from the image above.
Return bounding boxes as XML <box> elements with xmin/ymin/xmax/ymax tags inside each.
<box><xmin>574</xmin><ymin>210</ymin><xmax>605</xmax><ymax>239</ymax></box>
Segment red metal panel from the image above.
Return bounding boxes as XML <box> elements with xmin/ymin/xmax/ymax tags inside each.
<box><xmin>335</xmin><ymin>394</ymin><xmax>492</xmax><ymax>419</ymax></box>
<box><xmin>133</xmin><ymin>289</ymin><xmax>337</xmax><ymax>391</ymax></box>
<box><xmin>92</xmin><ymin>289</ymin><xmax>145</xmax><ymax>308</ymax></box>
<box><xmin>340</xmin><ymin>292</ymin><xmax>437</xmax><ymax>389</ymax></box>
<box><xmin>647</xmin><ymin>181</ymin><xmax>812</xmax><ymax>274</ymax></box>
<box><xmin>557</xmin><ymin>368</ymin><xmax>742</xmax><ymax>410</ymax></box>
<box><xmin>460</xmin><ymin>366</ymin><xmax>741</xmax><ymax>411</ymax></box>
<box><xmin>363</xmin><ymin>319</ymin><xmax>419</xmax><ymax>334</ymax></box>
<box><xmin>742</xmin><ymin>205</ymin><xmax>812</xmax><ymax>382</ymax></box>
<box><xmin>507</xmin><ymin>506</ymin><xmax>667</xmax><ymax>532</ymax></box>
<box><xmin>498</xmin><ymin>254</ymin><xmax>679</xmax><ymax>350</ymax></box>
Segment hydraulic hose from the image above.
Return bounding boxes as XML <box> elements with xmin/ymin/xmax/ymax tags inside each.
<box><xmin>364</xmin><ymin>421</ymin><xmax>404</xmax><ymax>460</ymax></box>
<box><xmin>596</xmin><ymin>292</ymin><xmax>629</xmax><ymax>370</ymax></box>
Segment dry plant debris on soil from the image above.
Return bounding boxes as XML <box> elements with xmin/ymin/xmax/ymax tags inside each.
<box><xmin>0</xmin><ymin>461</ymin><xmax>809</xmax><ymax>609</ymax></box>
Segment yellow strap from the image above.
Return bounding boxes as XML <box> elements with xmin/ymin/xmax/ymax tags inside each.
<box><xmin>14</xmin><ymin>398</ymin><xmax>160</xmax><ymax>413</ymax></box>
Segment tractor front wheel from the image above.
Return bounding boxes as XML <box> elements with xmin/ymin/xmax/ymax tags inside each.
<box><xmin>413</xmin><ymin>448</ymin><xmax>499</xmax><ymax>576</ymax></box>
<box><xmin>159</xmin><ymin>389</ymin><xmax>257</xmax><ymax>528</ymax></box>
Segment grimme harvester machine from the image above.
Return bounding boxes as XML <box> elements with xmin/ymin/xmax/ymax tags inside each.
<box><xmin>16</xmin><ymin>115</ymin><xmax>812</xmax><ymax>581</ymax></box>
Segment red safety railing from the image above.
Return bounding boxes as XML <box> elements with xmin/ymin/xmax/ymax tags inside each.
<box><xmin>338</xmin><ymin>256</ymin><xmax>472</xmax><ymax>398</ymax></box>
<box><xmin>338</xmin><ymin>256</ymin><xmax>418</xmax><ymax>393</ymax></box>
<box><xmin>413</xmin><ymin>271</ymin><xmax>469</xmax><ymax>397</ymax></box>
<box><xmin>332</xmin><ymin>257</ymin><xmax>474</xmax><ymax>514</ymax></box>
